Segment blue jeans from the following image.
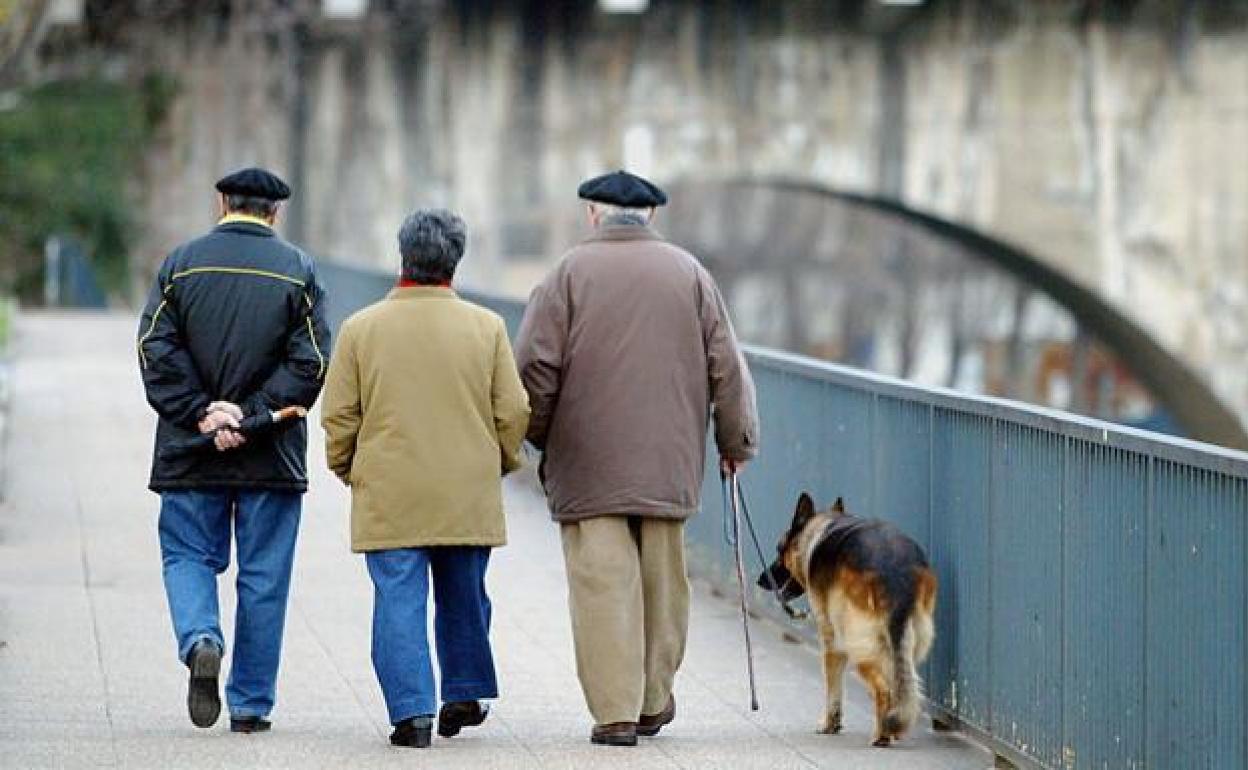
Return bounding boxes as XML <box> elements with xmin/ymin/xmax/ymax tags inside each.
<box><xmin>158</xmin><ymin>489</ymin><xmax>302</xmax><ymax>718</ymax></box>
<box><xmin>365</xmin><ymin>547</ymin><xmax>498</xmax><ymax>725</ymax></box>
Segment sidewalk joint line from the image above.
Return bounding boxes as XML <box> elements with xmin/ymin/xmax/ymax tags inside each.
<box><xmin>485</xmin><ymin>710</ymin><xmax>547</xmax><ymax>767</ymax></box>
<box><xmin>289</xmin><ymin>596</ymin><xmax>386</xmax><ymax>740</ymax></box>
<box><xmin>75</xmin><ymin>491</ymin><xmax>120</xmax><ymax>767</ymax></box>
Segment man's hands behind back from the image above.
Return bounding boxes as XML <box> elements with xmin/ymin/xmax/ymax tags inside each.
<box><xmin>198</xmin><ymin>401</ymin><xmax>246</xmax><ymax>452</ymax></box>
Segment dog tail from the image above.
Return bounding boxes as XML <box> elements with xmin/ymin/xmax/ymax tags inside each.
<box><xmin>883</xmin><ymin>568</ymin><xmax>934</xmax><ymax>738</ymax></box>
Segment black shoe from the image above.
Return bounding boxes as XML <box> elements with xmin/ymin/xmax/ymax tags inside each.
<box><xmin>230</xmin><ymin>716</ymin><xmax>272</xmax><ymax>734</ymax></box>
<box><xmin>390</xmin><ymin>715</ymin><xmax>433</xmax><ymax>748</ymax></box>
<box><xmin>186</xmin><ymin>639</ymin><xmax>222</xmax><ymax>729</ymax></box>
<box><xmin>438</xmin><ymin>700</ymin><xmax>489</xmax><ymax>738</ymax></box>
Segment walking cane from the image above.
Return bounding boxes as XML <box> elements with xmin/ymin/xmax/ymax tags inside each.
<box><xmin>724</xmin><ymin>468</ymin><xmax>761</xmax><ymax>711</ymax></box>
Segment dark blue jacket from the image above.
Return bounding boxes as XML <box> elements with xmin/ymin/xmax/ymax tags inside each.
<box><xmin>137</xmin><ymin>218</ymin><xmax>330</xmax><ymax>492</ymax></box>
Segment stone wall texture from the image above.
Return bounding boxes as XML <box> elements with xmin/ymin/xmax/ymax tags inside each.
<box><xmin>100</xmin><ymin>0</ymin><xmax>1248</xmax><ymax>426</ymax></box>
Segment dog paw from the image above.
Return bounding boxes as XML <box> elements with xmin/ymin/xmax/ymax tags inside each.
<box><xmin>871</xmin><ymin>735</ymin><xmax>891</xmax><ymax>748</ymax></box>
<box><xmin>883</xmin><ymin>714</ymin><xmax>905</xmax><ymax>741</ymax></box>
<box><xmin>817</xmin><ymin>712</ymin><xmax>843</xmax><ymax>734</ymax></box>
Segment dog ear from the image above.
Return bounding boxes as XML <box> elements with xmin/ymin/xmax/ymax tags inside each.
<box><xmin>831</xmin><ymin>496</ymin><xmax>845</xmax><ymax>513</ymax></box>
<box><xmin>795</xmin><ymin>492</ymin><xmax>816</xmax><ymax>524</ymax></box>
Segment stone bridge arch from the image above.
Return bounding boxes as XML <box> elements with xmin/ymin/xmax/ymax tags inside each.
<box><xmin>662</xmin><ymin>177</ymin><xmax>1248</xmax><ymax>450</ymax></box>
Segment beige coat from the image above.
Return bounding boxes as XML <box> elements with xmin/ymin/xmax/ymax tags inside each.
<box><xmin>514</xmin><ymin>224</ymin><xmax>758</xmax><ymax>523</ymax></box>
<box><xmin>321</xmin><ymin>287</ymin><xmax>530</xmax><ymax>551</ymax></box>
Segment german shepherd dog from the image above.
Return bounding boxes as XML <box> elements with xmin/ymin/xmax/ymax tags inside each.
<box><xmin>757</xmin><ymin>493</ymin><xmax>936</xmax><ymax>746</ymax></box>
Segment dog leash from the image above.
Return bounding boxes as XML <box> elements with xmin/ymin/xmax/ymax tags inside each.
<box><xmin>723</xmin><ymin>469</ymin><xmax>760</xmax><ymax>711</ymax></box>
<box><xmin>721</xmin><ymin>474</ymin><xmax>809</xmax><ymax>622</ymax></box>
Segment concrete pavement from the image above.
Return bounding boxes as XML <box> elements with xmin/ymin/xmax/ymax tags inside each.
<box><xmin>0</xmin><ymin>311</ymin><xmax>991</xmax><ymax>769</ymax></box>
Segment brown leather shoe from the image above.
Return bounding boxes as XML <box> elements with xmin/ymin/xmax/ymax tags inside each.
<box><xmin>590</xmin><ymin>722</ymin><xmax>638</xmax><ymax>746</ymax></box>
<box><xmin>637</xmin><ymin>695</ymin><xmax>675</xmax><ymax>737</ymax></box>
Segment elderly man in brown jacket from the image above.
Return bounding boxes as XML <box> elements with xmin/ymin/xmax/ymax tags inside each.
<box><xmin>514</xmin><ymin>170</ymin><xmax>759</xmax><ymax>747</ymax></box>
<box><xmin>320</xmin><ymin>209</ymin><xmax>529</xmax><ymax>749</ymax></box>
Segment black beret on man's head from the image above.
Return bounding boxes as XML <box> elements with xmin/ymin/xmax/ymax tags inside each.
<box><xmin>215</xmin><ymin>167</ymin><xmax>292</xmax><ymax>201</ymax></box>
<box><xmin>577</xmin><ymin>170</ymin><xmax>667</xmax><ymax>208</ymax></box>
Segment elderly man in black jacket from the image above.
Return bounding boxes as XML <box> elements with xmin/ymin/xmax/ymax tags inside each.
<box><xmin>137</xmin><ymin>167</ymin><xmax>330</xmax><ymax>733</ymax></box>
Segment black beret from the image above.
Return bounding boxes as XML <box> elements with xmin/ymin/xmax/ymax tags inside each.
<box><xmin>215</xmin><ymin>167</ymin><xmax>291</xmax><ymax>201</ymax></box>
<box><xmin>577</xmin><ymin>170</ymin><xmax>667</xmax><ymax>207</ymax></box>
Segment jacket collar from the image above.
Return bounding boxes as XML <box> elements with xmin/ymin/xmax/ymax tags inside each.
<box><xmin>386</xmin><ymin>286</ymin><xmax>457</xmax><ymax>301</ymax></box>
<box><xmin>582</xmin><ymin>223</ymin><xmax>663</xmax><ymax>245</ymax></box>
<box><xmin>214</xmin><ymin>214</ymin><xmax>275</xmax><ymax>237</ymax></box>
<box><xmin>219</xmin><ymin>213</ymin><xmax>273</xmax><ymax>228</ymax></box>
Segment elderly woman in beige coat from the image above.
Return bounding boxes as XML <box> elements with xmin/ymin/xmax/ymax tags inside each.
<box><xmin>320</xmin><ymin>209</ymin><xmax>529</xmax><ymax>749</ymax></box>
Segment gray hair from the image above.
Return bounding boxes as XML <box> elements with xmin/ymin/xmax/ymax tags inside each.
<box><xmin>591</xmin><ymin>202</ymin><xmax>651</xmax><ymax>226</ymax></box>
<box><xmin>398</xmin><ymin>208</ymin><xmax>467</xmax><ymax>283</ymax></box>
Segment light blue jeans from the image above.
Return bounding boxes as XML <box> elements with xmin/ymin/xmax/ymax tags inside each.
<box><xmin>158</xmin><ymin>489</ymin><xmax>302</xmax><ymax>719</ymax></box>
<box><xmin>365</xmin><ymin>547</ymin><xmax>498</xmax><ymax>725</ymax></box>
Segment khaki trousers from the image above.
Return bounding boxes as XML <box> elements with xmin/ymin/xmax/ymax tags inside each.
<box><xmin>560</xmin><ymin>515</ymin><xmax>691</xmax><ymax>725</ymax></box>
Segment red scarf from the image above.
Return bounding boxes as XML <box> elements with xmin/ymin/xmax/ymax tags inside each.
<box><xmin>396</xmin><ymin>278</ymin><xmax>452</xmax><ymax>288</ymax></box>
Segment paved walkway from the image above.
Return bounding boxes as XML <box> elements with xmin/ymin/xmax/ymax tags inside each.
<box><xmin>0</xmin><ymin>311</ymin><xmax>990</xmax><ymax>769</ymax></box>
